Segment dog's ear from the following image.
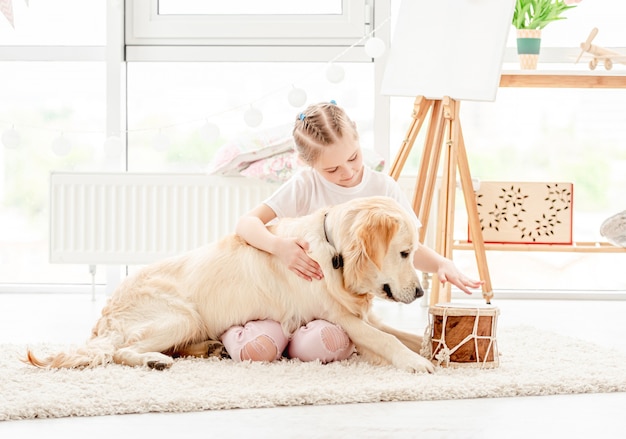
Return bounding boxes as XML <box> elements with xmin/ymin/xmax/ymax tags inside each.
<box><xmin>359</xmin><ymin>213</ymin><xmax>399</xmax><ymax>270</ymax></box>
<box><xmin>344</xmin><ymin>210</ymin><xmax>398</xmax><ymax>277</ymax></box>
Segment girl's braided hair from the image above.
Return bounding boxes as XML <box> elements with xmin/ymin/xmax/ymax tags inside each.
<box><xmin>292</xmin><ymin>102</ymin><xmax>359</xmax><ymax>165</ymax></box>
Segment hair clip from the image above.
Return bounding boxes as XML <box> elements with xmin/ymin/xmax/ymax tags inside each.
<box><xmin>298</xmin><ymin>113</ymin><xmax>306</xmax><ymax>121</ymax></box>
<box><xmin>330</xmin><ymin>100</ymin><xmax>337</xmax><ymax>105</ymax></box>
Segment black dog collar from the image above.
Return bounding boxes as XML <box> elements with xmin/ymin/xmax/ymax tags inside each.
<box><xmin>323</xmin><ymin>212</ymin><xmax>344</xmax><ymax>269</ymax></box>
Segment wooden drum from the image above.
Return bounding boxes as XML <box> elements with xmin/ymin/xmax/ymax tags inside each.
<box><xmin>423</xmin><ymin>303</ymin><xmax>500</xmax><ymax>369</ymax></box>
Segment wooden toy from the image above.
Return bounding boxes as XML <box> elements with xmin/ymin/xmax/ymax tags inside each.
<box><xmin>576</xmin><ymin>28</ymin><xmax>626</xmax><ymax>71</ymax></box>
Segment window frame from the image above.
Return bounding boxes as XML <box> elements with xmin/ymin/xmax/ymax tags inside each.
<box><xmin>126</xmin><ymin>0</ymin><xmax>372</xmax><ymax>47</ymax></box>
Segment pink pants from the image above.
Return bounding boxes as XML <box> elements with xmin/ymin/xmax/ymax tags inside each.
<box><xmin>220</xmin><ymin>319</ymin><xmax>355</xmax><ymax>363</ymax></box>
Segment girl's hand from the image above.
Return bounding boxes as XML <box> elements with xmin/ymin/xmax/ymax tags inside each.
<box><xmin>275</xmin><ymin>237</ymin><xmax>323</xmax><ymax>281</ymax></box>
<box><xmin>437</xmin><ymin>259</ymin><xmax>483</xmax><ymax>295</ymax></box>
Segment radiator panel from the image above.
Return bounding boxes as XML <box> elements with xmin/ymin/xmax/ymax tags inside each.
<box><xmin>49</xmin><ymin>173</ymin><xmax>281</xmax><ymax>265</ymax></box>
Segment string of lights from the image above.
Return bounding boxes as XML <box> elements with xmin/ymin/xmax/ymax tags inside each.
<box><xmin>1</xmin><ymin>17</ymin><xmax>389</xmax><ymax>157</ymax></box>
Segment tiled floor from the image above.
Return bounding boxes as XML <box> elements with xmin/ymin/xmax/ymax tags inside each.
<box><xmin>1</xmin><ymin>293</ymin><xmax>626</xmax><ymax>438</ymax></box>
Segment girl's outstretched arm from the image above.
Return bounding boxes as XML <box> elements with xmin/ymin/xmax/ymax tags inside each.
<box><xmin>412</xmin><ymin>245</ymin><xmax>483</xmax><ymax>295</ymax></box>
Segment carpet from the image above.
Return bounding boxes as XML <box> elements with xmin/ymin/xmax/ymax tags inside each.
<box><xmin>2</xmin><ymin>326</ymin><xmax>626</xmax><ymax>421</ymax></box>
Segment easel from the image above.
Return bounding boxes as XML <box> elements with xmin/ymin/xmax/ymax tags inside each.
<box><xmin>389</xmin><ymin>96</ymin><xmax>493</xmax><ymax>305</ymax></box>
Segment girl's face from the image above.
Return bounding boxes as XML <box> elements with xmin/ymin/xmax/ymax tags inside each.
<box><xmin>313</xmin><ymin>136</ymin><xmax>364</xmax><ymax>188</ymax></box>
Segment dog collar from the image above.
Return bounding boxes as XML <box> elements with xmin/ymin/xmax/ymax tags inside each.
<box><xmin>323</xmin><ymin>212</ymin><xmax>344</xmax><ymax>269</ymax></box>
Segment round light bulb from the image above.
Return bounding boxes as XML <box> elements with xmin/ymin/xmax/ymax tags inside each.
<box><xmin>326</xmin><ymin>64</ymin><xmax>345</xmax><ymax>83</ymax></box>
<box><xmin>2</xmin><ymin>127</ymin><xmax>20</xmax><ymax>149</ymax></box>
<box><xmin>287</xmin><ymin>87</ymin><xmax>307</xmax><ymax>108</ymax></box>
<box><xmin>244</xmin><ymin>107</ymin><xmax>263</xmax><ymax>128</ymax></box>
<box><xmin>365</xmin><ymin>37</ymin><xmax>386</xmax><ymax>58</ymax></box>
<box><xmin>52</xmin><ymin>135</ymin><xmax>72</xmax><ymax>156</ymax></box>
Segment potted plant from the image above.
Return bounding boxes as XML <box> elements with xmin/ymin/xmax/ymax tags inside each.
<box><xmin>513</xmin><ymin>0</ymin><xmax>580</xmax><ymax>69</ymax></box>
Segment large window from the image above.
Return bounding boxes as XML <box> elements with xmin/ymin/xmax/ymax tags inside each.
<box><xmin>1</xmin><ymin>0</ymin><xmax>625</xmax><ymax>295</ymax></box>
<box><xmin>0</xmin><ymin>1</ymin><xmax>107</xmax><ymax>289</ymax></box>
<box><xmin>0</xmin><ymin>0</ymin><xmax>382</xmax><ymax>292</ymax></box>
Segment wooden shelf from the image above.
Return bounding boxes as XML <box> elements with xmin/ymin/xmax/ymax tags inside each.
<box><xmin>453</xmin><ymin>241</ymin><xmax>626</xmax><ymax>253</ymax></box>
<box><xmin>500</xmin><ymin>71</ymin><xmax>626</xmax><ymax>88</ymax></box>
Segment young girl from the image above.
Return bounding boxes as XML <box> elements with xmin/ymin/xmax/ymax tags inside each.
<box><xmin>220</xmin><ymin>101</ymin><xmax>483</xmax><ymax>363</ymax></box>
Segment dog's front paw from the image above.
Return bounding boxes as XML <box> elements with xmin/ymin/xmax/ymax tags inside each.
<box><xmin>392</xmin><ymin>350</ymin><xmax>435</xmax><ymax>374</ymax></box>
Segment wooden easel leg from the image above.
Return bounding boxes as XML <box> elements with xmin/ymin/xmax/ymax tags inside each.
<box><xmin>389</xmin><ymin>96</ymin><xmax>431</xmax><ymax>180</ymax></box>
<box><xmin>430</xmin><ymin>158</ymin><xmax>450</xmax><ymax>305</ymax></box>
<box><xmin>457</xmin><ymin>125</ymin><xmax>494</xmax><ymax>303</ymax></box>
<box><xmin>443</xmin><ymin>98</ymin><xmax>459</xmax><ymax>303</ymax></box>
<box><xmin>430</xmin><ymin>98</ymin><xmax>457</xmax><ymax>305</ymax></box>
<box><xmin>414</xmin><ymin>100</ymin><xmax>446</xmax><ymax>242</ymax></box>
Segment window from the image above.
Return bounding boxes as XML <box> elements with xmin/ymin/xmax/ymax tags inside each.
<box><xmin>1</xmin><ymin>0</ymin><xmax>384</xmax><ymax>293</ymax></box>
<box><xmin>2</xmin><ymin>0</ymin><xmax>625</xmax><ymax>296</ymax></box>
<box><xmin>127</xmin><ymin>0</ymin><xmax>371</xmax><ymax>48</ymax></box>
<box><xmin>0</xmin><ymin>0</ymin><xmax>107</xmax><ymax>290</ymax></box>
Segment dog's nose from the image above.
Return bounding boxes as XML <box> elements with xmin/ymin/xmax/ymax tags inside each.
<box><xmin>383</xmin><ymin>283</ymin><xmax>393</xmax><ymax>299</ymax></box>
<box><xmin>415</xmin><ymin>287</ymin><xmax>424</xmax><ymax>298</ymax></box>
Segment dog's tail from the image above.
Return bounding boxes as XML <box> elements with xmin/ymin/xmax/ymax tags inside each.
<box><xmin>23</xmin><ymin>336</ymin><xmax>117</xmax><ymax>369</ymax></box>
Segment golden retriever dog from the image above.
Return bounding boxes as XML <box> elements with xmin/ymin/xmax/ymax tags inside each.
<box><xmin>26</xmin><ymin>196</ymin><xmax>434</xmax><ymax>373</ymax></box>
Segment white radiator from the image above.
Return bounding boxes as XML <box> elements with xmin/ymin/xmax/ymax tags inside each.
<box><xmin>49</xmin><ymin>173</ymin><xmax>281</xmax><ymax>265</ymax></box>
<box><xmin>49</xmin><ymin>172</ymin><xmax>420</xmax><ymax>266</ymax></box>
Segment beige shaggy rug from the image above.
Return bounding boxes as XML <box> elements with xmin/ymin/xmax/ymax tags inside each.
<box><xmin>1</xmin><ymin>326</ymin><xmax>626</xmax><ymax>421</ymax></box>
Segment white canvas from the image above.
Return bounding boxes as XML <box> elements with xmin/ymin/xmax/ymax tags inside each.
<box><xmin>381</xmin><ymin>0</ymin><xmax>516</xmax><ymax>102</ymax></box>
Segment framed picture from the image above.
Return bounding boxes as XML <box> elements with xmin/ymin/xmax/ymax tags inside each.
<box><xmin>469</xmin><ymin>181</ymin><xmax>574</xmax><ymax>244</ymax></box>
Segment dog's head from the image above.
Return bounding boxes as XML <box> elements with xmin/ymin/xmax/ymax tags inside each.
<box><xmin>327</xmin><ymin>196</ymin><xmax>424</xmax><ymax>304</ymax></box>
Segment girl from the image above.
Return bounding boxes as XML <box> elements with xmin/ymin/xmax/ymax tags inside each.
<box><xmin>220</xmin><ymin>101</ymin><xmax>482</xmax><ymax>363</ymax></box>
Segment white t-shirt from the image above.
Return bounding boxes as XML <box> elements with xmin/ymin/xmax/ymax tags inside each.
<box><xmin>264</xmin><ymin>166</ymin><xmax>420</xmax><ymax>225</ymax></box>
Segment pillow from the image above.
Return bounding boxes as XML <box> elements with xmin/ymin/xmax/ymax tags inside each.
<box><xmin>240</xmin><ymin>150</ymin><xmax>301</xmax><ymax>184</ymax></box>
<box><xmin>207</xmin><ymin>124</ymin><xmax>295</xmax><ymax>176</ymax></box>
